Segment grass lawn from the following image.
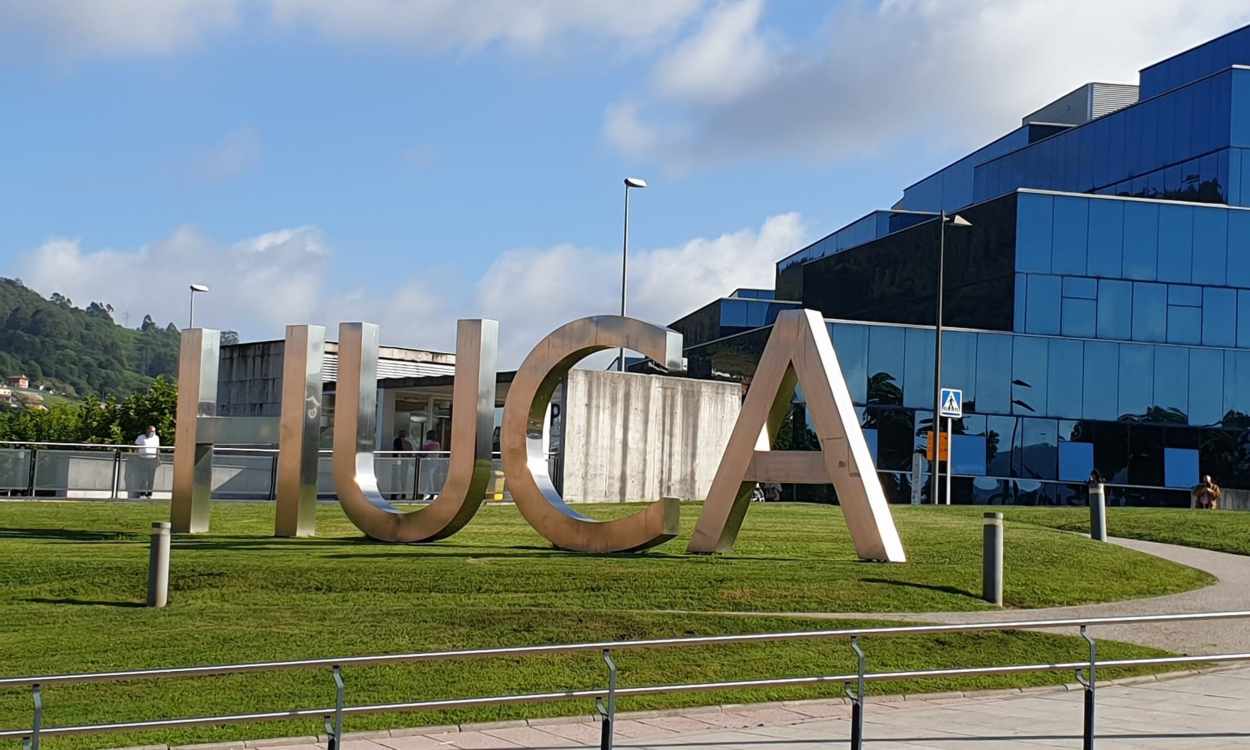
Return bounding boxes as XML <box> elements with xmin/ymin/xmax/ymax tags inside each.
<box><xmin>0</xmin><ymin>500</ymin><xmax>1212</xmax><ymax>749</ymax></box>
<box><xmin>947</xmin><ymin>506</ymin><xmax>1250</xmax><ymax>557</ymax></box>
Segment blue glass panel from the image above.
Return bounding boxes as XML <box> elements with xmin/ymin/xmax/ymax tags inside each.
<box><xmin>1189</xmin><ymin>348</ymin><xmax>1224</xmax><ymax>426</ymax></box>
<box><xmin>1011</xmin><ymin>336</ymin><xmax>1047</xmax><ymax>416</ymax></box>
<box><xmin>1122</xmin><ymin>202</ymin><xmax>1159</xmax><ymax>280</ymax></box>
<box><xmin>1192</xmin><ymin>208</ymin><xmax>1229</xmax><ymax>285</ymax></box>
<box><xmin>1083</xmin><ymin>342</ymin><xmax>1119</xmax><ymax>421</ymax></box>
<box><xmin>1020</xmin><ymin>418</ymin><xmax>1057</xmax><ymax>480</ymax></box>
<box><xmin>831</xmin><ymin>323</ymin><xmax>869</xmax><ymax>404</ymax></box>
<box><xmin>1062</xmin><ymin>297</ymin><xmax>1097</xmax><ymax>337</ymax></box>
<box><xmin>1118</xmin><ymin>344</ymin><xmax>1154</xmax><ymax>419</ymax></box>
<box><xmin>1046</xmin><ymin>339</ymin><xmax>1083</xmax><ymax>419</ymax></box>
<box><xmin>1157</xmin><ymin>204</ymin><xmax>1194</xmax><ymax>283</ymax></box>
<box><xmin>746</xmin><ymin>300</ymin><xmax>767</xmax><ymax>327</ymax></box>
<box><xmin>1062</xmin><ymin>277</ymin><xmax>1097</xmax><ymax>298</ymax></box>
<box><xmin>1016</xmin><ymin>194</ymin><xmax>1053</xmax><ymax>273</ymax></box>
<box><xmin>1087</xmin><ymin>200</ymin><xmax>1124</xmax><ymax>277</ymax></box>
<box><xmin>903</xmin><ymin>326</ymin><xmax>935</xmax><ymax>409</ymax></box>
<box><xmin>1025</xmin><ymin>274</ymin><xmax>1061</xmax><ymax>334</ymax></box>
<box><xmin>863</xmin><ymin>428</ymin><xmax>879</xmax><ymax>464</ymax></box>
<box><xmin>940</xmin><ymin>331</ymin><xmax>977</xmax><ymax>409</ymax></box>
<box><xmin>1229</xmin><ymin>210</ymin><xmax>1250</xmax><ymax>286</ymax></box>
<box><xmin>1013</xmin><ymin>274</ymin><xmax>1027</xmax><ymax>331</ymax></box>
<box><xmin>1058</xmin><ymin>442</ymin><xmax>1094</xmax><ymax>482</ymax></box>
<box><xmin>1239</xmin><ymin>291</ymin><xmax>1250</xmax><ymax>349</ymax></box>
<box><xmin>1168</xmin><ymin>306</ymin><xmax>1202</xmax><ymax>344</ymax></box>
<box><xmin>721</xmin><ymin>299</ymin><xmax>747</xmax><ymax>327</ymax></box>
<box><xmin>951</xmin><ymin>434</ymin><xmax>986</xmax><ymax>476</ymax></box>
<box><xmin>975</xmin><ymin>333</ymin><xmax>1012</xmax><ymax>414</ymax></box>
<box><xmin>1131</xmin><ymin>282</ymin><xmax>1166</xmax><ymax>342</ymax></box>
<box><xmin>1164</xmin><ymin>447</ymin><xmax>1199</xmax><ymax>489</ymax></box>
<box><xmin>1223</xmin><ymin>350</ymin><xmax>1250</xmax><ymax>421</ymax></box>
<box><xmin>986</xmin><ymin>415</ymin><xmax>1017</xmax><ymax>476</ymax></box>
<box><xmin>1097</xmin><ymin>280</ymin><xmax>1132</xmax><ymax>340</ymax></box>
<box><xmin>1168</xmin><ymin>284</ymin><xmax>1202</xmax><ymax>306</ymax></box>
<box><xmin>867</xmin><ymin>325</ymin><xmax>905</xmax><ymax>405</ymax></box>
<box><xmin>1153</xmin><ymin>346</ymin><xmax>1189</xmax><ymax>420</ymax></box>
<box><xmin>1052</xmin><ymin>196</ymin><xmax>1089</xmax><ymax>275</ymax></box>
<box><xmin>1203</xmin><ymin>287</ymin><xmax>1236</xmax><ymax>346</ymax></box>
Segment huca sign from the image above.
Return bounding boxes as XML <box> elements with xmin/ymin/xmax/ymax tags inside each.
<box><xmin>172</xmin><ymin>310</ymin><xmax>905</xmax><ymax>562</ymax></box>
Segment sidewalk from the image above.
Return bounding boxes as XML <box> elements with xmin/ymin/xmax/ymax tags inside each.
<box><xmin>152</xmin><ymin>666</ymin><xmax>1250</xmax><ymax>750</ymax></box>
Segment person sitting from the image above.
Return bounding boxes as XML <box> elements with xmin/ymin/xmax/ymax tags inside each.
<box><xmin>1191</xmin><ymin>475</ymin><xmax>1222</xmax><ymax>510</ymax></box>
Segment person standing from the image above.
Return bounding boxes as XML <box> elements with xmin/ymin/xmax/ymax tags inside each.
<box><xmin>133</xmin><ymin>425</ymin><xmax>161</xmax><ymax>499</ymax></box>
<box><xmin>390</xmin><ymin>430</ymin><xmax>413</xmax><ymax>500</ymax></box>
<box><xmin>1192</xmin><ymin>475</ymin><xmax>1222</xmax><ymax>510</ymax></box>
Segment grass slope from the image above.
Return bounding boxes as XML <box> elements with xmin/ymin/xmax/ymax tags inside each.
<box><xmin>0</xmin><ymin>501</ymin><xmax>1210</xmax><ymax>749</ymax></box>
<box><xmin>947</xmin><ymin>506</ymin><xmax>1250</xmax><ymax>557</ymax></box>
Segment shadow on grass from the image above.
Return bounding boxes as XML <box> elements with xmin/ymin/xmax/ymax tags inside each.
<box><xmin>24</xmin><ymin>597</ymin><xmax>145</xmax><ymax>608</ymax></box>
<box><xmin>860</xmin><ymin>577</ymin><xmax>979</xmax><ymax>600</ymax></box>
<box><xmin>0</xmin><ymin>527</ymin><xmax>139</xmax><ymax>543</ymax></box>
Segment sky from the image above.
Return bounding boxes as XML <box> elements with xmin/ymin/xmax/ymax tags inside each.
<box><xmin>4</xmin><ymin>0</ymin><xmax>1250</xmax><ymax>365</ymax></box>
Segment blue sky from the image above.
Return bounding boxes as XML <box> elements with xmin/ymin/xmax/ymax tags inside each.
<box><xmin>4</xmin><ymin>1</ymin><xmax>1250</xmax><ymax>362</ymax></box>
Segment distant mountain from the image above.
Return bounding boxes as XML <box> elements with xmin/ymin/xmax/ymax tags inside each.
<box><xmin>0</xmin><ymin>277</ymin><xmax>181</xmax><ymax>397</ymax></box>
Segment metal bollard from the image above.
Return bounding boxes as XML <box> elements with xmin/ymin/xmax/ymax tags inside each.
<box><xmin>982</xmin><ymin>513</ymin><xmax>1003</xmax><ymax>606</ymax></box>
<box><xmin>147</xmin><ymin>522</ymin><xmax>171</xmax><ymax>608</ymax></box>
<box><xmin>1089</xmin><ymin>483</ymin><xmax>1107</xmax><ymax>542</ymax></box>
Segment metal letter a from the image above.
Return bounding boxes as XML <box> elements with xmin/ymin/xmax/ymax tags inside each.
<box><xmin>687</xmin><ymin>309</ymin><xmax>906</xmax><ymax>562</ymax></box>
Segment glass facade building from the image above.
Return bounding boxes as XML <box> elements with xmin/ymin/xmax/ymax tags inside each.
<box><xmin>672</xmin><ymin>25</ymin><xmax>1250</xmax><ymax>506</ymax></box>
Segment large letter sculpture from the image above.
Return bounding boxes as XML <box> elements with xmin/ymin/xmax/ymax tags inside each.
<box><xmin>274</xmin><ymin>325</ymin><xmax>326</xmax><ymax>537</ymax></box>
<box><xmin>333</xmin><ymin>320</ymin><xmax>498</xmax><ymax>542</ymax></box>
<box><xmin>172</xmin><ymin>326</ymin><xmax>322</xmax><ymax>535</ymax></box>
<box><xmin>687</xmin><ymin>309</ymin><xmax>906</xmax><ymax>562</ymax></box>
<box><xmin>501</xmin><ymin>316</ymin><xmax>683</xmax><ymax>553</ymax></box>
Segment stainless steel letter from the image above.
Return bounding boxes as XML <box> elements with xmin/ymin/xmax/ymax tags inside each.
<box><xmin>172</xmin><ymin>328</ymin><xmax>220</xmax><ymax>534</ymax></box>
<box><xmin>501</xmin><ymin>316</ymin><xmax>683</xmax><ymax>553</ymax></box>
<box><xmin>275</xmin><ymin>325</ymin><xmax>325</xmax><ymax>537</ymax></box>
<box><xmin>333</xmin><ymin>320</ymin><xmax>499</xmax><ymax>542</ymax></box>
<box><xmin>688</xmin><ymin>309</ymin><xmax>906</xmax><ymax>562</ymax></box>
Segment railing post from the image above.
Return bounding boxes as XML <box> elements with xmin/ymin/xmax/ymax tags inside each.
<box><xmin>268</xmin><ymin>453</ymin><xmax>279</xmax><ymax>502</ymax></box>
<box><xmin>26</xmin><ymin>447</ymin><xmax>37</xmax><ymax>499</ymax></box>
<box><xmin>1076</xmin><ymin>625</ymin><xmax>1096</xmax><ymax>750</ymax></box>
<box><xmin>844</xmin><ymin>636</ymin><xmax>865</xmax><ymax>750</ymax></box>
<box><xmin>982</xmin><ymin>512</ymin><xmax>1004</xmax><ymax>606</ymax></box>
<box><xmin>22</xmin><ymin>683</ymin><xmax>41</xmax><ymax>750</ymax></box>
<box><xmin>324</xmin><ymin>665</ymin><xmax>344</xmax><ymax>750</ymax></box>
<box><xmin>596</xmin><ymin>649</ymin><xmax>617</xmax><ymax>750</ymax></box>
<box><xmin>147</xmin><ymin>522</ymin><xmax>171</xmax><ymax>608</ymax></box>
<box><xmin>1089</xmin><ymin>483</ymin><xmax>1107</xmax><ymax>542</ymax></box>
<box><xmin>110</xmin><ymin>449</ymin><xmax>122</xmax><ymax>500</ymax></box>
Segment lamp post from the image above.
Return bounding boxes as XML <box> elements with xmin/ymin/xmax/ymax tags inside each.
<box><xmin>930</xmin><ymin>212</ymin><xmax>972</xmax><ymax>505</ymax></box>
<box><xmin>188</xmin><ymin>284</ymin><xmax>209</xmax><ymax>329</ymax></box>
<box><xmin>618</xmin><ymin>177</ymin><xmax>648</xmax><ymax>372</ymax></box>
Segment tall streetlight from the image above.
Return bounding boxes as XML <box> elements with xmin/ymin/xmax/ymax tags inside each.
<box><xmin>618</xmin><ymin>177</ymin><xmax>648</xmax><ymax>372</ymax></box>
<box><xmin>188</xmin><ymin>284</ymin><xmax>209</xmax><ymax>329</ymax></box>
<box><xmin>930</xmin><ymin>212</ymin><xmax>972</xmax><ymax>505</ymax></box>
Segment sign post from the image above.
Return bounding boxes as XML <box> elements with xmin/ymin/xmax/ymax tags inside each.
<box><xmin>938</xmin><ymin>387</ymin><xmax>962</xmax><ymax>506</ymax></box>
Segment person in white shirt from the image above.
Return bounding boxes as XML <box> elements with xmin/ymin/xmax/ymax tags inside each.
<box><xmin>132</xmin><ymin>426</ymin><xmax>161</xmax><ymax>498</ymax></box>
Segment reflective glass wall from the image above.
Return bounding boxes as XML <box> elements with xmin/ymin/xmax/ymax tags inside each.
<box><xmin>1141</xmin><ymin>25</ymin><xmax>1250</xmax><ymax>98</ymax></box>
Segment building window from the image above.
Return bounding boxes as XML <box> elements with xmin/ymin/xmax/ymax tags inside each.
<box><xmin>1202</xmin><ymin>287</ymin><xmax>1236</xmax><ymax>346</ymax></box>
<box><xmin>1024</xmin><ymin>274</ymin><xmax>1061</xmax><ymax>334</ymax></box>
<box><xmin>1123</xmin><ymin>201</ymin><xmax>1159</xmax><ymax>280</ymax></box>
<box><xmin>1164</xmin><ymin>447</ymin><xmax>1199</xmax><ymax>489</ymax></box>
<box><xmin>1131</xmin><ymin>282</ymin><xmax>1166</xmax><ymax>342</ymax></box>
<box><xmin>1097</xmin><ymin>279</ymin><xmax>1132</xmax><ymax>339</ymax></box>
<box><xmin>1166</xmin><ymin>284</ymin><xmax>1203</xmax><ymax>344</ymax></box>
<box><xmin>1088</xmin><ymin>200</ymin><xmax>1124</xmax><ymax>278</ymax></box>
<box><xmin>1058</xmin><ymin>441</ymin><xmax>1094</xmax><ymax>482</ymax></box>
<box><xmin>1157</xmin><ymin>204</ymin><xmax>1194</xmax><ymax>283</ymax></box>
<box><xmin>1061</xmin><ymin>276</ymin><xmax>1097</xmax><ymax>337</ymax></box>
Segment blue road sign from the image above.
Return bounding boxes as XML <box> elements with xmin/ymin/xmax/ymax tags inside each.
<box><xmin>939</xmin><ymin>387</ymin><xmax>963</xmax><ymax>419</ymax></box>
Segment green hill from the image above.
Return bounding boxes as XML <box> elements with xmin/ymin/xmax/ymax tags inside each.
<box><xmin>0</xmin><ymin>277</ymin><xmax>181</xmax><ymax>397</ymax></box>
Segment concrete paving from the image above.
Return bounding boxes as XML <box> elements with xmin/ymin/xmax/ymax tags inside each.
<box><xmin>158</xmin><ymin>667</ymin><xmax>1250</xmax><ymax>750</ymax></box>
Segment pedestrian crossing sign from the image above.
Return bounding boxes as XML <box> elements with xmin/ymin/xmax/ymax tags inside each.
<box><xmin>939</xmin><ymin>387</ymin><xmax>963</xmax><ymax>419</ymax></box>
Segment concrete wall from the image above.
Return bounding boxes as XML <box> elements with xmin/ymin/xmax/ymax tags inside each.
<box><xmin>561</xmin><ymin>370</ymin><xmax>741</xmax><ymax>502</ymax></box>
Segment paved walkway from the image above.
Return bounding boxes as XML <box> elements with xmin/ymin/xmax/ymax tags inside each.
<box><xmin>185</xmin><ymin>666</ymin><xmax>1250</xmax><ymax>750</ymax></box>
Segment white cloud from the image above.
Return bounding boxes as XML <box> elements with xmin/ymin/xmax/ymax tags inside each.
<box><xmin>652</xmin><ymin>0</ymin><xmax>775</xmax><ymax>105</ymax></box>
<box><xmin>268</xmin><ymin>0</ymin><xmax>704</xmax><ymax>52</ymax></box>
<box><xmin>611</xmin><ymin>0</ymin><xmax>1250</xmax><ymax>167</ymax></box>
<box><xmin>14</xmin><ymin>213</ymin><xmax>803</xmax><ymax>367</ymax></box>
<box><xmin>0</xmin><ymin>0</ymin><xmax>240</xmax><ymax>59</ymax></box>
<box><xmin>17</xmin><ymin>226</ymin><xmax>328</xmax><ymax>333</ymax></box>
<box><xmin>186</xmin><ymin>127</ymin><xmax>262</xmax><ymax>183</ymax></box>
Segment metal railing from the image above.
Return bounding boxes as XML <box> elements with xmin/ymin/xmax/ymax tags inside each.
<box><xmin>2</xmin><ymin>611</ymin><xmax>1248</xmax><ymax>750</ymax></box>
<box><xmin>0</xmin><ymin>442</ymin><xmax>549</xmax><ymax>503</ymax></box>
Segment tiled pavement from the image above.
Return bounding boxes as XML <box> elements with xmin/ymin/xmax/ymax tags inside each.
<box><xmin>142</xmin><ymin>666</ymin><xmax>1250</xmax><ymax>750</ymax></box>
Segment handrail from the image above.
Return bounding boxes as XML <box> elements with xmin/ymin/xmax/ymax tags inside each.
<box><xmin>2</xmin><ymin>611</ymin><xmax>1248</xmax><ymax>748</ymax></box>
<box><xmin>2</xmin><ymin>610</ymin><xmax>1246</xmax><ymax>689</ymax></box>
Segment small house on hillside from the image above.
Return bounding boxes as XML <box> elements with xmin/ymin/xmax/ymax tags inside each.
<box><xmin>6</xmin><ymin>375</ymin><xmax>29</xmax><ymax>390</ymax></box>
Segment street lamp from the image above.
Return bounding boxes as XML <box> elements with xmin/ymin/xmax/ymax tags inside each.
<box><xmin>188</xmin><ymin>284</ymin><xmax>209</xmax><ymax>329</ymax></box>
<box><xmin>618</xmin><ymin>177</ymin><xmax>648</xmax><ymax>372</ymax></box>
<box><xmin>930</xmin><ymin>212</ymin><xmax>972</xmax><ymax>505</ymax></box>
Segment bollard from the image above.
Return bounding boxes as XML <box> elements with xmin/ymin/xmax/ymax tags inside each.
<box><xmin>147</xmin><ymin>522</ymin><xmax>171</xmax><ymax>608</ymax></box>
<box><xmin>982</xmin><ymin>513</ymin><xmax>1003</xmax><ymax>606</ymax></box>
<box><xmin>1089</xmin><ymin>482</ymin><xmax>1107</xmax><ymax>542</ymax></box>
